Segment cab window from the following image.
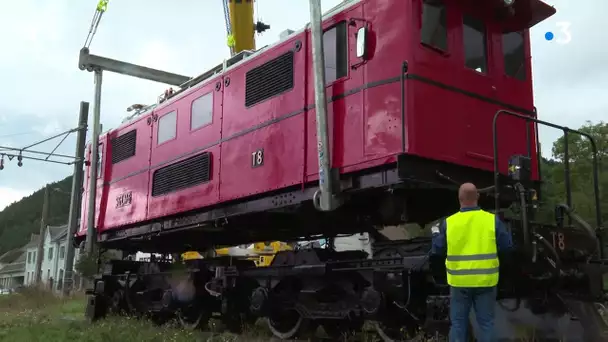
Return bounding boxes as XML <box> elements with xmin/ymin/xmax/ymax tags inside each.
<box><xmin>421</xmin><ymin>0</ymin><xmax>448</xmax><ymax>52</ymax></box>
<box><xmin>502</xmin><ymin>31</ymin><xmax>526</xmax><ymax>80</ymax></box>
<box><xmin>158</xmin><ymin>111</ymin><xmax>177</xmax><ymax>145</ymax></box>
<box><xmin>191</xmin><ymin>93</ymin><xmax>213</xmax><ymax>130</ymax></box>
<box><xmin>323</xmin><ymin>21</ymin><xmax>347</xmax><ymax>84</ymax></box>
<box><xmin>463</xmin><ymin>14</ymin><xmax>487</xmax><ymax>73</ymax></box>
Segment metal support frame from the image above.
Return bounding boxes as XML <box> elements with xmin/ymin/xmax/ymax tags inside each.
<box><xmin>78</xmin><ymin>47</ymin><xmax>195</xmax><ymax>255</ymax></box>
<box><xmin>309</xmin><ymin>0</ymin><xmax>342</xmax><ymax>212</ymax></box>
<box><xmin>63</xmin><ymin>102</ymin><xmax>89</xmax><ymax>296</ymax></box>
<box><xmin>85</xmin><ymin>71</ymin><xmax>102</xmax><ymax>255</ymax></box>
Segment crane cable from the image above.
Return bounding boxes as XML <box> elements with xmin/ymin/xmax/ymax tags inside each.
<box><xmin>83</xmin><ymin>0</ymin><xmax>109</xmax><ymax>49</ymax></box>
<box><xmin>222</xmin><ymin>0</ymin><xmax>235</xmax><ymax>55</ymax></box>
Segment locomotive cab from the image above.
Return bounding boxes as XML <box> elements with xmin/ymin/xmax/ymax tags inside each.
<box><xmin>395</xmin><ymin>0</ymin><xmax>555</xmax><ymax>178</ymax></box>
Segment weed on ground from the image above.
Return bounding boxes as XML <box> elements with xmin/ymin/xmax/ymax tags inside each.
<box><xmin>0</xmin><ymin>287</ymin><xmax>348</xmax><ymax>341</ymax></box>
<box><xmin>0</xmin><ymin>287</ymin><xmax>605</xmax><ymax>341</ymax></box>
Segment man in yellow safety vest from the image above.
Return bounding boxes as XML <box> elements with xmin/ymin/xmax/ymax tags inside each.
<box><xmin>431</xmin><ymin>183</ymin><xmax>513</xmax><ymax>342</ymax></box>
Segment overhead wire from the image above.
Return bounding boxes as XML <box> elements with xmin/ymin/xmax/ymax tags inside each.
<box><xmin>0</xmin><ymin>131</ymin><xmax>37</xmax><ymax>139</ymax></box>
<box><xmin>0</xmin><ymin>127</ymin><xmax>82</xmax><ymax>169</ymax></box>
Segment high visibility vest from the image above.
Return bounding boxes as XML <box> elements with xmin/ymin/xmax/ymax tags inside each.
<box><xmin>445</xmin><ymin>209</ymin><xmax>499</xmax><ymax>287</ymax></box>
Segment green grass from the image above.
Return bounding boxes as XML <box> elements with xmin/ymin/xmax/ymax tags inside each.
<box><xmin>0</xmin><ymin>287</ymin><xmax>352</xmax><ymax>342</ymax></box>
<box><xmin>0</xmin><ymin>287</ymin><xmax>605</xmax><ymax>341</ymax></box>
<box><xmin>0</xmin><ymin>288</ymin><xmax>243</xmax><ymax>342</ymax></box>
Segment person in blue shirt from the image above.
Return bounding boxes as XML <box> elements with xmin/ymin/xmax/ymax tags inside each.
<box><xmin>431</xmin><ymin>183</ymin><xmax>513</xmax><ymax>342</ymax></box>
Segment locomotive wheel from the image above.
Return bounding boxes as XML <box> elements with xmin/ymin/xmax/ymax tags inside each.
<box><xmin>177</xmin><ymin>305</ymin><xmax>210</xmax><ymax>330</ymax></box>
<box><xmin>267</xmin><ymin>309</ymin><xmax>315</xmax><ymax>339</ymax></box>
<box><xmin>375</xmin><ymin>322</ymin><xmax>449</xmax><ymax>342</ymax></box>
<box><xmin>221</xmin><ymin>312</ymin><xmax>258</xmax><ymax>334</ymax></box>
<box><xmin>322</xmin><ymin>315</ymin><xmax>364</xmax><ymax>340</ymax></box>
<box><xmin>149</xmin><ymin>312</ymin><xmax>173</xmax><ymax>326</ymax></box>
<box><xmin>374</xmin><ymin>320</ymin><xmax>467</xmax><ymax>342</ymax></box>
<box><xmin>374</xmin><ymin>320</ymin><xmax>419</xmax><ymax>342</ymax></box>
<box><xmin>109</xmin><ymin>289</ymin><xmax>126</xmax><ymax>315</ymax></box>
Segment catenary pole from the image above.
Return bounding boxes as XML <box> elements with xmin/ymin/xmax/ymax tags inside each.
<box><xmin>308</xmin><ymin>0</ymin><xmax>341</xmax><ymax>211</ymax></box>
<box><xmin>35</xmin><ymin>185</ymin><xmax>50</xmax><ymax>286</ymax></box>
<box><xmin>62</xmin><ymin>102</ymin><xmax>89</xmax><ymax>296</ymax></box>
<box><xmin>85</xmin><ymin>71</ymin><xmax>102</xmax><ymax>255</ymax></box>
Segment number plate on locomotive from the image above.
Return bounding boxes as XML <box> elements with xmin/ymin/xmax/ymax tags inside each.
<box><xmin>116</xmin><ymin>191</ymin><xmax>133</xmax><ymax>208</ymax></box>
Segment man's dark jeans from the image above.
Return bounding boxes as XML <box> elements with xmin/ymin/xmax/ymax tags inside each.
<box><xmin>449</xmin><ymin>286</ymin><xmax>496</xmax><ymax>342</ymax></box>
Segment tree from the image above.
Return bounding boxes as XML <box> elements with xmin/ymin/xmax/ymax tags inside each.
<box><xmin>540</xmin><ymin>121</ymin><xmax>607</xmax><ymax>228</ymax></box>
<box><xmin>0</xmin><ymin>176</ymin><xmax>72</xmax><ymax>255</ymax></box>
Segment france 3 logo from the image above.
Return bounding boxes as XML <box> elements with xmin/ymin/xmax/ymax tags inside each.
<box><xmin>544</xmin><ymin>22</ymin><xmax>572</xmax><ymax>44</ymax></box>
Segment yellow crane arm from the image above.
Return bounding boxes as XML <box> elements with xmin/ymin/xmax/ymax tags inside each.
<box><xmin>228</xmin><ymin>0</ymin><xmax>255</xmax><ymax>53</ymax></box>
<box><xmin>225</xmin><ymin>0</ymin><xmax>270</xmax><ymax>55</ymax></box>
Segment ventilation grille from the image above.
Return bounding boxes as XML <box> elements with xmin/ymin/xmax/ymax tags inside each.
<box><xmin>111</xmin><ymin>130</ymin><xmax>137</xmax><ymax>164</ymax></box>
<box><xmin>152</xmin><ymin>152</ymin><xmax>211</xmax><ymax>197</ymax></box>
<box><xmin>245</xmin><ymin>51</ymin><xmax>294</xmax><ymax>107</ymax></box>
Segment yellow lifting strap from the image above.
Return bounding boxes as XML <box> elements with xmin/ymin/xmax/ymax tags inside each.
<box><xmin>96</xmin><ymin>0</ymin><xmax>109</xmax><ymax>12</ymax></box>
<box><xmin>227</xmin><ymin>34</ymin><xmax>236</xmax><ymax>48</ymax></box>
<box><xmin>84</xmin><ymin>0</ymin><xmax>109</xmax><ymax>48</ymax></box>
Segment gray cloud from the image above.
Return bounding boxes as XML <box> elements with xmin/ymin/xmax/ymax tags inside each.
<box><xmin>531</xmin><ymin>0</ymin><xmax>608</xmax><ymax>154</ymax></box>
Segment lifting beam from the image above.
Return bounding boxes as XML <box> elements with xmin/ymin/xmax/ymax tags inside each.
<box><xmin>78</xmin><ymin>47</ymin><xmax>193</xmax><ymax>254</ymax></box>
<box><xmin>78</xmin><ymin>48</ymin><xmax>191</xmax><ymax>87</ymax></box>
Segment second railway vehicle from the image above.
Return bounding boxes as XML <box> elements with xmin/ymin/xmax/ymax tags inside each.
<box><xmin>79</xmin><ymin>0</ymin><xmax>608</xmax><ymax>340</ymax></box>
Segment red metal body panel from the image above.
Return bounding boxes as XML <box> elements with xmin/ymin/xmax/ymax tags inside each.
<box><xmin>219</xmin><ymin>34</ymin><xmax>307</xmax><ymax>201</ymax></box>
<box><xmin>305</xmin><ymin>4</ymin><xmax>367</xmax><ymax>181</ymax></box>
<box><xmin>359</xmin><ymin>0</ymin><xmax>411</xmax><ymax>159</ymax></box>
<box><xmin>103</xmin><ymin>117</ymin><xmax>152</xmax><ymax>228</ymax></box>
<box><xmin>146</xmin><ymin>81</ymin><xmax>223</xmax><ymax>220</ymax></box>
<box><xmin>77</xmin><ymin>0</ymin><xmax>554</xmax><ymax>238</ymax></box>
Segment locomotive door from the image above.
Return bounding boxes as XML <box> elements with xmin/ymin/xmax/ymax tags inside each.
<box><xmin>77</xmin><ymin>144</ymin><xmax>93</xmax><ymax>237</ymax></box>
<box><xmin>457</xmin><ymin>9</ymin><xmax>503</xmax><ymax>167</ymax></box>
<box><xmin>307</xmin><ymin>5</ymin><xmax>365</xmax><ymax>176</ymax></box>
<box><xmin>78</xmin><ymin>136</ymin><xmax>108</xmax><ymax>236</ymax></box>
<box><xmin>146</xmin><ymin>82</ymin><xmax>223</xmax><ymax>221</ymax></box>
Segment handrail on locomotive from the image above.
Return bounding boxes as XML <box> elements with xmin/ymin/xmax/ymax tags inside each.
<box><xmin>491</xmin><ymin>109</ymin><xmax>604</xmax><ymax>264</ymax></box>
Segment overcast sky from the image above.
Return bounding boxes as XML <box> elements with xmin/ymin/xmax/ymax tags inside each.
<box><xmin>0</xmin><ymin>0</ymin><xmax>605</xmax><ymax>211</ymax></box>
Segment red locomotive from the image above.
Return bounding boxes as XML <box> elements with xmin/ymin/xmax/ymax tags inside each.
<box><xmin>80</xmin><ymin>1</ymin><xmax>608</xmax><ymax>340</ymax></box>
<box><xmin>75</xmin><ymin>0</ymin><xmax>553</xmax><ymax>250</ymax></box>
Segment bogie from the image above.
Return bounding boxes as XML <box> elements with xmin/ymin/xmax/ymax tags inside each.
<box><xmin>85</xmin><ymin>227</ymin><xmax>608</xmax><ymax>340</ymax></box>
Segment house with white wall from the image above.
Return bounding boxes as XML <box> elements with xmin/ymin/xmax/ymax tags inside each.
<box><xmin>0</xmin><ymin>249</ymin><xmax>26</xmax><ymax>289</ymax></box>
<box><xmin>24</xmin><ymin>224</ymin><xmax>81</xmax><ymax>292</ymax></box>
<box><xmin>0</xmin><ymin>233</ymin><xmax>43</xmax><ymax>288</ymax></box>
<box><xmin>23</xmin><ymin>234</ymin><xmax>40</xmax><ymax>285</ymax></box>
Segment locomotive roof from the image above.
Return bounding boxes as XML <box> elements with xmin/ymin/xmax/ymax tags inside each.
<box><xmin>111</xmin><ymin>0</ymin><xmax>362</xmax><ymax>136</ymax></box>
<box><xmin>107</xmin><ymin>0</ymin><xmax>554</xmax><ymax>141</ymax></box>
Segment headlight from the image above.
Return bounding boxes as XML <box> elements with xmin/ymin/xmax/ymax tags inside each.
<box><xmin>504</xmin><ymin>0</ymin><xmax>515</xmax><ymax>6</ymax></box>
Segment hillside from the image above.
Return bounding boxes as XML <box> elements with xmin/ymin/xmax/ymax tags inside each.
<box><xmin>0</xmin><ymin>176</ymin><xmax>73</xmax><ymax>255</ymax></box>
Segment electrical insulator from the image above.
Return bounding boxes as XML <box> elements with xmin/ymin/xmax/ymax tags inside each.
<box><xmin>0</xmin><ymin>158</ymin><xmax>3</xmax><ymax>170</ymax></box>
<box><xmin>17</xmin><ymin>154</ymin><xmax>22</xmax><ymax>167</ymax></box>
